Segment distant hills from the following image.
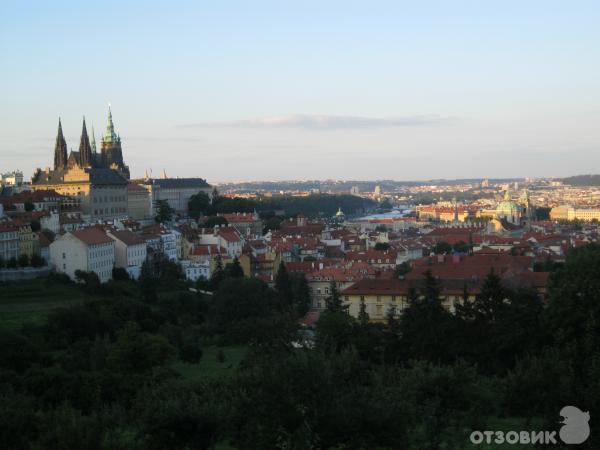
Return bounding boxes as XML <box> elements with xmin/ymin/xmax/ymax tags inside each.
<box><xmin>561</xmin><ymin>175</ymin><xmax>600</xmax><ymax>186</ymax></box>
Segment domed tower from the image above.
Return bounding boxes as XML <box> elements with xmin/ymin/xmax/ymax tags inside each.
<box><xmin>495</xmin><ymin>190</ymin><xmax>522</xmax><ymax>225</ymax></box>
<box><xmin>100</xmin><ymin>106</ymin><xmax>130</xmax><ymax>178</ymax></box>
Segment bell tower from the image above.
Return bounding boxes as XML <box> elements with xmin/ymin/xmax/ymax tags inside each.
<box><xmin>100</xmin><ymin>105</ymin><xmax>130</xmax><ymax>178</ymax></box>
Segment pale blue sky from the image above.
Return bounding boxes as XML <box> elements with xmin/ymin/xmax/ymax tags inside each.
<box><xmin>1</xmin><ymin>0</ymin><xmax>599</xmax><ymax>182</ymax></box>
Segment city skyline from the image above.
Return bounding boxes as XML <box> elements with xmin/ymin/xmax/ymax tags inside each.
<box><xmin>2</xmin><ymin>1</ymin><xmax>600</xmax><ymax>180</ymax></box>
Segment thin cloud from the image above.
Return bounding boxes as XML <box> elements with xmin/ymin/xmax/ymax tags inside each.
<box><xmin>181</xmin><ymin>114</ymin><xmax>452</xmax><ymax>130</ymax></box>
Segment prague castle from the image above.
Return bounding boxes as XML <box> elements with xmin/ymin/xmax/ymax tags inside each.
<box><xmin>32</xmin><ymin>107</ymin><xmax>130</xmax><ymax>220</ymax></box>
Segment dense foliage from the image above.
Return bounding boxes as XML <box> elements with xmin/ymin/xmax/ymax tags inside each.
<box><xmin>189</xmin><ymin>191</ymin><xmax>377</xmax><ymax>219</ymax></box>
<box><xmin>1</xmin><ymin>245</ymin><xmax>599</xmax><ymax>448</ymax></box>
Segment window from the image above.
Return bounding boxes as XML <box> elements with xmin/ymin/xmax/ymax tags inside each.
<box><xmin>62</xmin><ymin>252</ymin><xmax>66</xmax><ymax>259</ymax></box>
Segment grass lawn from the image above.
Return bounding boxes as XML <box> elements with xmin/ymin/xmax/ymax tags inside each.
<box><xmin>171</xmin><ymin>345</ymin><xmax>248</xmax><ymax>381</ymax></box>
<box><xmin>0</xmin><ymin>278</ymin><xmax>86</xmax><ymax>331</ymax></box>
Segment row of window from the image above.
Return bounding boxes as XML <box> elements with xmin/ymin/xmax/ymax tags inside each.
<box><xmin>92</xmin><ymin>195</ymin><xmax>126</xmax><ymax>203</ymax></box>
<box><xmin>94</xmin><ymin>207</ymin><xmax>127</xmax><ymax>215</ymax></box>
<box><xmin>90</xmin><ymin>259</ymin><xmax>111</xmax><ymax>270</ymax></box>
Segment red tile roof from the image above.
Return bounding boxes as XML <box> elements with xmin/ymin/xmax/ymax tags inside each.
<box><xmin>109</xmin><ymin>230</ymin><xmax>145</xmax><ymax>246</ymax></box>
<box><xmin>70</xmin><ymin>228</ymin><xmax>114</xmax><ymax>246</ymax></box>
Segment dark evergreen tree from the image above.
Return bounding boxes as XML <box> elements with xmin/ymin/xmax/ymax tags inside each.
<box><xmin>358</xmin><ymin>297</ymin><xmax>370</xmax><ymax>326</ymax></box>
<box><xmin>154</xmin><ymin>199</ymin><xmax>174</xmax><ymax>223</ymax></box>
<box><xmin>291</xmin><ymin>274</ymin><xmax>311</xmax><ymax>317</ymax></box>
<box><xmin>325</xmin><ymin>281</ymin><xmax>346</xmax><ymax>313</ymax></box>
<box><xmin>397</xmin><ymin>271</ymin><xmax>455</xmax><ymax>363</ymax></box>
<box><xmin>225</xmin><ymin>257</ymin><xmax>244</xmax><ymax>278</ymax></box>
<box><xmin>275</xmin><ymin>261</ymin><xmax>293</xmax><ymax>307</ymax></box>
<box><xmin>208</xmin><ymin>256</ymin><xmax>225</xmax><ymax>291</ymax></box>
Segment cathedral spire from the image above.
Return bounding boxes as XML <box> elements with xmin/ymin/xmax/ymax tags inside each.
<box><xmin>79</xmin><ymin>117</ymin><xmax>93</xmax><ymax>168</ymax></box>
<box><xmin>91</xmin><ymin>125</ymin><xmax>97</xmax><ymax>153</ymax></box>
<box><xmin>53</xmin><ymin>118</ymin><xmax>68</xmax><ymax>170</ymax></box>
<box><xmin>103</xmin><ymin>104</ymin><xmax>120</xmax><ymax>143</ymax></box>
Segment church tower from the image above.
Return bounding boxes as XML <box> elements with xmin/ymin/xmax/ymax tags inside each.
<box><xmin>53</xmin><ymin>118</ymin><xmax>68</xmax><ymax>170</ymax></box>
<box><xmin>101</xmin><ymin>106</ymin><xmax>130</xmax><ymax>178</ymax></box>
<box><xmin>79</xmin><ymin>117</ymin><xmax>93</xmax><ymax>168</ymax></box>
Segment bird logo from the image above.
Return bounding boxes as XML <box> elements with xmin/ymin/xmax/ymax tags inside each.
<box><xmin>559</xmin><ymin>406</ymin><xmax>590</xmax><ymax>444</ymax></box>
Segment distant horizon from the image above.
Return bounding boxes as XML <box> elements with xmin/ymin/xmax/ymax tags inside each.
<box><xmin>2</xmin><ymin>1</ymin><xmax>599</xmax><ymax>181</ymax></box>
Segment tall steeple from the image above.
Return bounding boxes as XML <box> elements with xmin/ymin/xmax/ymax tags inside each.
<box><xmin>103</xmin><ymin>104</ymin><xmax>120</xmax><ymax>144</ymax></box>
<box><xmin>100</xmin><ymin>105</ymin><xmax>129</xmax><ymax>178</ymax></box>
<box><xmin>91</xmin><ymin>125</ymin><xmax>97</xmax><ymax>153</ymax></box>
<box><xmin>79</xmin><ymin>117</ymin><xmax>93</xmax><ymax>168</ymax></box>
<box><xmin>53</xmin><ymin>118</ymin><xmax>68</xmax><ymax>170</ymax></box>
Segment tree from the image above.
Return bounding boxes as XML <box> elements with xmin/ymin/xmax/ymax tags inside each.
<box><xmin>112</xmin><ymin>267</ymin><xmax>130</xmax><ymax>281</ymax></box>
<box><xmin>358</xmin><ymin>297</ymin><xmax>370</xmax><ymax>325</ymax></box>
<box><xmin>107</xmin><ymin>322</ymin><xmax>174</xmax><ymax>373</ymax></box>
<box><xmin>140</xmin><ymin>259</ymin><xmax>158</xmax><ymax>303</ymax></box>
<box><xmin>180</xmin><ymin>339</ymin><xmax>203</xmax><ymax>364</ymax></box>
<box><xmin>545</xmin><ymin>243</ymin><xmax>600</xmax><ymax>349</ymax></box>
<box><xmin>290</xmin><ymin>274</ymin><xmax>311</xmax><ymax>317</ymax></box>
<box><xmin>202</xmin><ymin>216</ymin><xmax>228</xmax><ymax>229</ymax></box>
<box><xmin>535</xmin><ymin>206</ymin><xmax>551</xmax><ymax>221</ymax></box>
<box><xmin>24</xmin><ymin>201</ymin><xmax>35</xmax><ymax>212</ymax></box>
<box><xmin>30</xmin><ymin>220</ymin><xmax>41</xmax><ymax>232</ymax></box>
<box><xmin>262</xmin><ymin>217</ymin><xmax>282</xmax><ymax>234</ymax></box>
<box><xmin>188</xmin><ymin>191</ymin><xmax>211</xmax><ymax>219</ymax></box>
<box><xmin>74</xmin><ymin>270</ymin><xmax>101</xmax><ymax>290</ymax></box>
<box><xmin>30</xmin><ymin>254</ymin><xmax>45</xmax><ymax>267</ymax></box>
<box><xmin>208</xmin><ymin>257</ymin><xmax>225</xmax><ymax>291</ymax></box>
<box><xmin>225</xmin><ymin>257</ymin><xmax>244</xmax><ymax>278</ymax></box>
<box><xmin>394</xmin><ymin>261</ymin><xmax>411</xmax><ymax>278</ymax></box>
<box><xmin>452</xmin><ymin>240</ymin><xmax>470</xmax><ymax>254</ymax></box>
<box><xmin>17</xmin><ymin>254</ymin><xmax>29</xmax><ymax>267</ymax></box>
<box><xmin>275</xmin><ymin>261</ymin><xmax>293</xmax><ymax>307</ymax></box>
<box><xmin>432</xmin><ymin>241</ymin><xmax>452</xmax><ymax>254</ymax></box>
<box><xmin>397</xmin><ymin>271</ymin><xmax>456</xmax><ymax>363</ymax></box>
<box><xmin>154</xmin><ymin>199</ymin><xmax>174</xmax><ymax>223</ymax></box>
<box><xmin>211</xmin><ymin>278</ymin><xmax>295</xmax><ymax>344</ymax></box>
<box><xmin>374</xmin><ymin>242</ymin><xmax>390</xmax><ymax>251</ymax></box>
<box><xmin>325</xmin><ymin>281</ymin><xmax>346</xmax><ymax>313</ymax></box>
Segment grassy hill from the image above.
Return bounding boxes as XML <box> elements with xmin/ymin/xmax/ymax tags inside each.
<box><xmin>561</xmin><ymin>174</ymin><xmax>600</xmax><ymax>186</ymax></box>
<box><xmin>0</xmin><ymin>278</ymin><xmax>87</xmax><ymax>330</ymax></box>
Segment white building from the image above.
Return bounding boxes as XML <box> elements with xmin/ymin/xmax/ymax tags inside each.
<box><xmin>180</xmin><ymin>259</ymin><xmax>211</xmax><ymax>282</ymax></box>
<box><xmin>0</xmin><ymin>170</ymin><xmax>24</xmax><ymax>186</ymax></box>
<box><xmin>108</xmin><ymin>230</ymin><xmax>147</xmax><ymax>279</ymax></box>
<box><xmin>159</xmin><ymin>229</ymin><xmax>179</xmax><ymax>261</ymax></box>
<box><xmin>197</xmin><ymin>226</ymin><xmax>243</xmax><ymax>258</ymax></box>
<box><xmin>49</xmin><ymin>228</ymin><xmax>115</xmax><ymax>283</ymax></box>
<box><xmin>40</xmin><ymin>211</ymin><xmax>60</xmax><ymax>234</ymax></box>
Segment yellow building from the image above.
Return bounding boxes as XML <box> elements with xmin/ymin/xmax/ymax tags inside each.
<box><xmin>12</xmin><ymin>219</ymin><xmax>38</xmax><ymax>258</ymax></box>
<box><xmin>342</xmin><ymin>278</ymin><xmax>477</xmax><ymax>322</ymax></box>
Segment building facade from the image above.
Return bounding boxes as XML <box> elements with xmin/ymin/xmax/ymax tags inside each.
<box><xmin>49</xmin><ymin>228</ymin><xmax>115</xmax><ymax>283</ymax></box>
<box><xmin>108</xmin><ymin>230</ymin><xmax>147</xmax><ymax>279</ymax></box>
<box><xmin>32</xmin><ymin>109</ymin><xmax>129</xmax><ymax>220</ymax></box>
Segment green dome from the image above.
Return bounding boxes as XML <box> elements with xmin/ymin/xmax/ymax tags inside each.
<box><xmin>496</xmin><ymin>190</ymin><xmax>522</xmax><ymax>213</ymax></box>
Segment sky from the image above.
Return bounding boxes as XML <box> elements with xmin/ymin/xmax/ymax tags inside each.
<box><xmin>1</xmin><ymin>0</ymin><xmax>599</xmax><ymax>183</ymax></box>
